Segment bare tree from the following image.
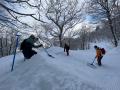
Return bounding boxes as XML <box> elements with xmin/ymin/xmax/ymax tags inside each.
<box><xmin>41</xmin><ymin>0</ymin><xmax>84</xmax><ymax>47</ymax></box>
<box><xmin>0</xmin><ymin>25</ymin><xmax>17</xmax><ymax>57</ymax></box>
<box><xmin>32</xmin><ymin>23</ymin><xmax>53</xmax><ymax>47</ymax></box>
<box><xmin>0</xmin><ymin>0</ymin><xmax>45</xmax><ymax>28</ymax></box>
<box><xmin>65</xmin><ymin>28</ymin><xmax>80</xmax><ymax>46</ymax></box>
<box><xmin>87</xmin><ymin>0</ymin><xmax>119</xmax><ymax>47</ymax></box>
<box><xmin>0</xmin><ymin>37</ymin><xmax>3</xmax><ymax>57</ymax></box>
<box><xmin>113</xmin><ymin>0</ymin><xmax>120</xmax><ymax>40</ymax></box>
<box><xmin>79</xmin><ymin>26</ymin><xmax>90</xmax><ymax>50</ymax></box>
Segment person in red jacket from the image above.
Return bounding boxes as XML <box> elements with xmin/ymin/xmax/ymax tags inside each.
<box><xmin>94</xmin><ymin>45</ymin><xmax>103</xmax><ymax>66</ymax></box>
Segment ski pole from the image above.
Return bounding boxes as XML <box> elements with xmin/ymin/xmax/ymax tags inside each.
<box><xmin>91</xmin><ymin>57</ymin><xmax>96</xmax><ymax>65</ymax></box>
<box><xmin>42</xmin><ymin>46</ymin><xmax>54</xmax><ymax>58</ymax></box>
<box><xmin>43</xmin><ymin>47</ymin><xmax>49</xmax><ymax>54</ymax></box>
<box><xmin>42</xmin><ymin>47</ymin><xmax>50</xmax><ymax>55</ymax></box>
<box><xmin>11</xmin><ymin>33</ymin><xmax>20</xmax><ymax>72</ymax></box>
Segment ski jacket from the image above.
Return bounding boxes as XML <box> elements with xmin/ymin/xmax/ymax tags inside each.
<box><xmin>95</xmin><ymin>48</ymin><xmax>102</xmax><ymax>59</ymax></box>
<box><xmin>64</xmin><ymin>43</ymin><xmax>70</xmax><ymax>51</ymax></box>
<box><xmin>20</xmin><ymin>38</ymin><xmax>42</xmax><ymax>51</ymax></box>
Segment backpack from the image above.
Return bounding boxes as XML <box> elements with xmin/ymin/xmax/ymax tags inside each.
<box><xmin>100</xmin><ymin>48</ymin><xmax>106</xmax><ymax>55</ymax></box>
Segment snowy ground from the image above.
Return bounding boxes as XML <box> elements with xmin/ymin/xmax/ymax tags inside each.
<box><xmin>0</xmin><ymin>42</ymin><xmax>120</xmax><ymax>90</ymax></box>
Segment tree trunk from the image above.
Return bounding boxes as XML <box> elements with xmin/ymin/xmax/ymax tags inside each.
<box><xmin>107</xmin><ymin>12</ymin><xmax>118</xmax><ymax>47</ymax></box>
<box><xmin>0</xmin><ymin>37</ymin><xmax>3</xmax><ymax>57</ymax></box>
<box><xmin>5</xmin><ymin>36</ymin><xmax>8</xmax><ymax>55</ymax></box>
<box><xmin>9</xmin><ymin>37</ymin><xmax>13</xmax><ymax>55</ymax></box>
<box><xmin>59</xmin><ymin>35</ymin><xmax>62</xmax><ymax>47</ymax></box>
<box><xmin>59</xmin><ymin>29</ymin><xmax>63</xmax><ymax>47</ymax></box>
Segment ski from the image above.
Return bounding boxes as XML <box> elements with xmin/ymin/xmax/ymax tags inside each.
<box><xmin>43</xmin><ymin>47</ymin><xmax>55</xmax><ymax>58</ymax></box>
<box><xmin>47</xmin><ymin>53</ymin><xmax>55</xmax><ymax>58</ymax></box>
<box><xmin>87</xmin><ymin>63</ymin><xmax>97</xmax><ymax>69</ymax></box>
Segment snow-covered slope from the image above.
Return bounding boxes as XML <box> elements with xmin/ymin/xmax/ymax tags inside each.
<box><xmin>0</xmin><ymin>43</ymin><xmax>120</xmax><ymax>90</ymax></box>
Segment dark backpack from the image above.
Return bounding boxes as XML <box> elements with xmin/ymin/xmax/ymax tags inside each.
<box><xmin>101</xmin><ymin>48</ymin><xmax>106</xmax><ymax>55</ymax></box>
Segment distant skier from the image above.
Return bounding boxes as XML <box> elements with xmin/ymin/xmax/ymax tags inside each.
<box><xmin>64</xmin><ymin>43</ymin><xmax>70</xmax><ymax>56</ymax></box>
<box><xmin>20</xmin><ymin>35</ymin><xmax>43</xmax><ymax>59</ymax></box>
<box><xmin>94</xmin><ymin>45</ymin><xmax>105</xmax><ymax>66</ymax></box>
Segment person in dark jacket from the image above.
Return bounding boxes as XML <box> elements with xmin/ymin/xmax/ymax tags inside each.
<box><xmin>20</xmin><ymin>35</ymin><xmax>43</xmax><ymax>59</ymax></box>
<box><xmin>64</xmin><ymin>43</ymin><xmax>70</xmax><ymax>56</ymax></box>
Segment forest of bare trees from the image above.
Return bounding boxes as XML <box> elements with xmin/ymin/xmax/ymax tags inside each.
<box><xmin>0</xmin><ymin>25</ymin><xmax>19</xmax><ymax>57</ymax></box>
<box><xmin>86</xmin><ymin>0</ymin><xmax>120</xmax><ymax>47</ymax></box>
<box><xmin>0</xmin><ymin>0</ymin><xmax>120</xmax><ymax>57</ymax></box>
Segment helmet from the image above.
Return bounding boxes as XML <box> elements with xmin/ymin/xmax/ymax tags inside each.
<box><xmin>94</xmin><ymin>45</ymin><xmax>98</xmax><ymax>49</ymax></box>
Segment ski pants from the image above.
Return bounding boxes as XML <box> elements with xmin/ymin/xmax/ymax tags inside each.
<box><xmin>22</xmin><ymin>50</ymin><xmax>37</xmax><ymax>59</ymax></box>
<box><xmin>97</xmin><ymin>56</ymin><xmax>103</xmax><ymax>66</ymax></box>
<box><xmin>64</xmin><ymin>48</ymin><xmax>69</xmax><ymax>56</ymax></box>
